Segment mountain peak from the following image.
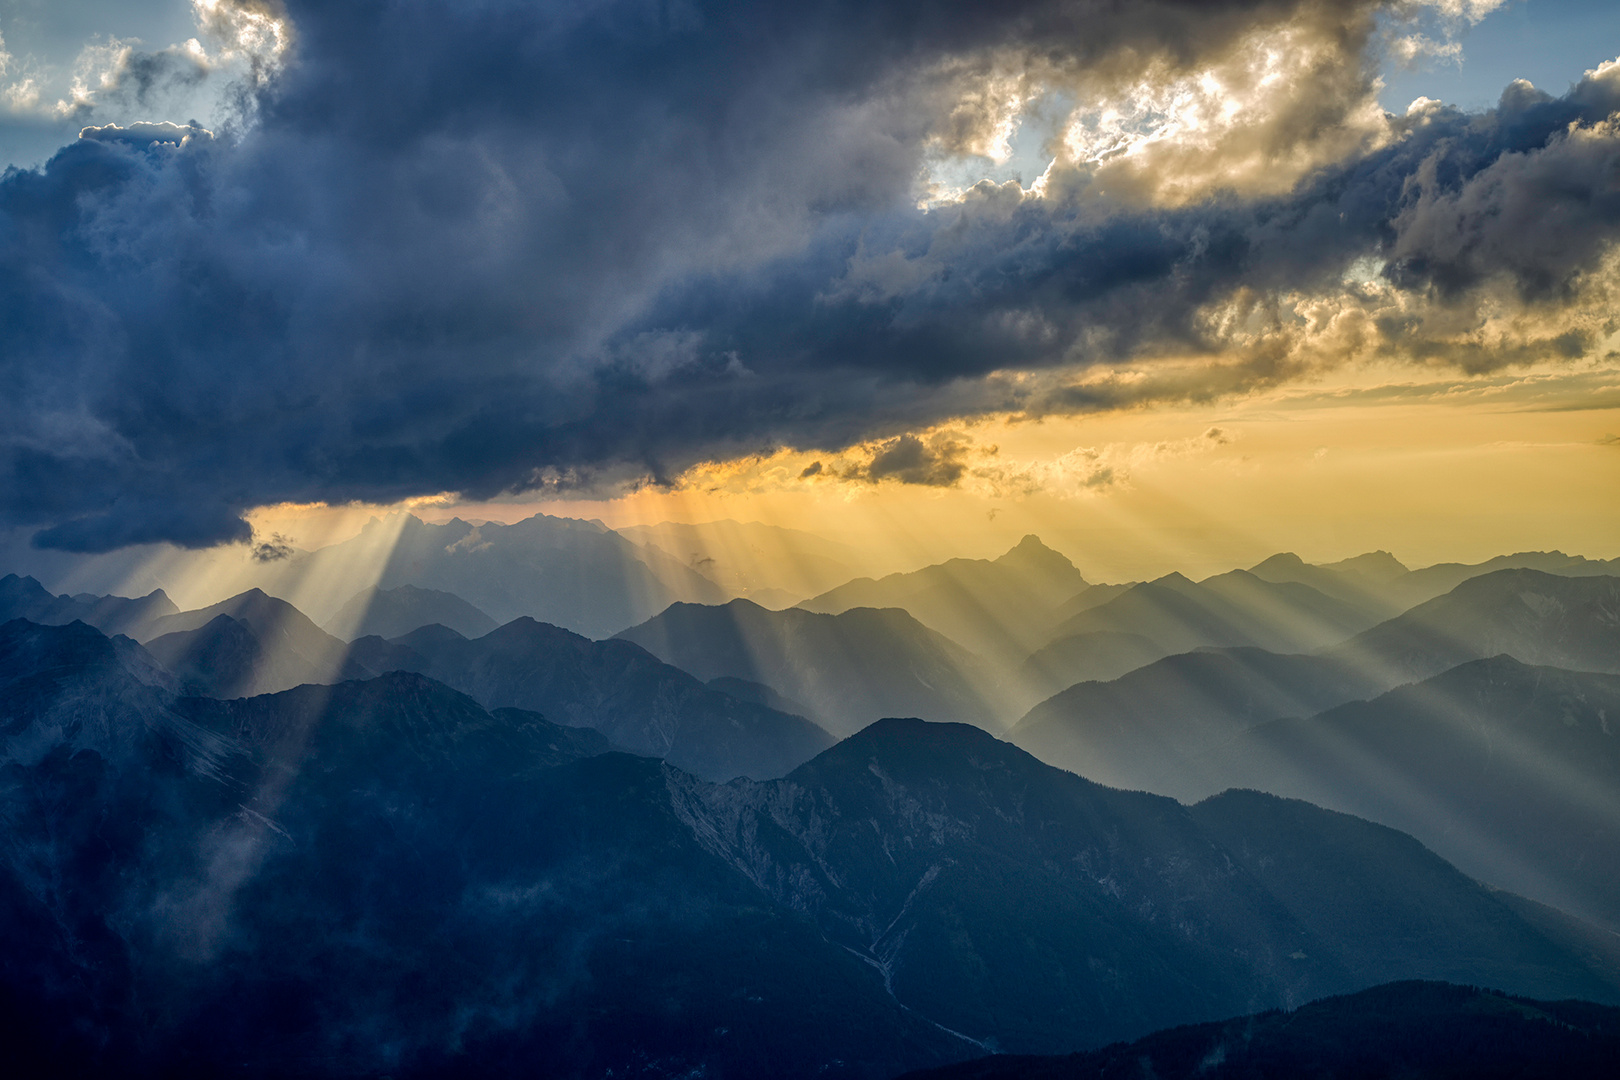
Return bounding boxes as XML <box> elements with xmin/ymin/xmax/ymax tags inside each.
<box><xmin>797</xmin><ymin>716</ymin><xmax>1011</xmax><ymax>773</ymax></box>
<box><xmin>1324</xmin><ymin>550</ymin><xmax>1409</xmax><ymax>580</ymax></box>
<box><xmin>995</xmin><ymin>534</ymin><xmax>1084</xmax><ymax>582</ymax></box>
<box><xmin>1250</xmin><ymin>551</ymin><xmax>1307</xmax><ymax>572</ymax></box>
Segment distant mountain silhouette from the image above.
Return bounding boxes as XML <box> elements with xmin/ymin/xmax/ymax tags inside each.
<box><xmin>5</xmin><ymin>636</ymin><xmax>1620</xmax><ymax>1077</ymax></box>
<box><xmin>799</xmin><ymin>536</ymin><xmax>1090</xmax><ymax>672</ymax></box>
<box><xmin>1319</xmin><ymin>549</ymin><xmax>1411</xmax><ymax>581</ymax></box>
<box><xmin>1018</xmin><ymin>630</ymin><xmax>1173</xmax><ymax>699</ymax></box>
<box><xmin>1015</xmin><ymin>570</ymin><xmax>1620</xmax><ymax>780</ymax></box>
<box><xmin>1387</xmin><ymin>550</ymin><xmax>1620</xmax><ymax>607</ymax></box>
<box><xmin>1190</xmin><ymin>656</ymin><xmax>1620</xmax><ymax>930</ymax></box>
<box><xmin>1025</xmin><ymin>570</ymin><xmax>1382</xmax><ymax>698</ymax></box>
<box><xmin>900</xmin><ymin>980</ymin><xmax>1620</xmax><ymax>1079</ymax></box>
<box><xmin>1010</xmin><ymin>648</ymin><xmax>1385</xmax><ymax>794</ymax></box>
<box><xmin>348</xmin><ymin>616</ymin><xmax>834</xmax><ymax>780</ymax></box>
<box><xmin>1248</xmin><ymin>549</ymin><xmax>1620</xmax><ymax>615</ymax></box>
<box><xmin>706</xmin><ymin>674</ymin><xmax>817</xmax><ymax>718</ymax></box>
<box><xmin>616</xmin><ymin>599</ymin><xmax>1010</xmax><ymax>735</ymax></box>
<box><xmin>267</xmin><ymin>511</ymin><xmax>729</xmax><ymax>636</ymax></box>
<box><xmin>617</xmin><ymin>518</ymin><xmax>869</xmax><ymax>604</ymax></box>
<box><xmin>1049</xmin><ymin>581</ymin><xmax>1135</xmax><ymax>621</ymax></box>
<box><xmin>1245</xmin><ymin>552</ymin><xmax>1406</xmax><ymax>621</ymax></box>
<box><xmin>1325</xmin><ymin>569</ymin><xmax>1620</xmax><ymax>684</ymax></box>
<box><xmin>140</xmin><ymin>589</ymin><xmax>370</xmax><ymax>697</ymax></box>
<box><xmin>0</xmin><ymin>572</ymin><xmax>176</xmax><ymax>638</ymax></box>
<box><xmin>324</xmin><ymin>583</ymin><xmax>497</xmax><ymax>641</ymax></box>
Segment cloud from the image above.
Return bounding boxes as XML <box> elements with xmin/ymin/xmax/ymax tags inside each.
<box><xmin>1</xmin><ymin>0</ymin><xmax>1617</xmax><ymax>548</ymax></box>
<box><xmin>249</xmin><ymin>531</ymin><xmax>294</xmax><ymax>562</ymax></box>
<box><xmin>848</xmin><ymin>433</ymin><xmax>970</xmax><ymax>487</ymax></box>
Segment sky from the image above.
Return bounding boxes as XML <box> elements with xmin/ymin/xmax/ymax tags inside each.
<box><xmin>1</xmin><ymin>0</ymin><xmax>1618</xmax><ymax>583</ymax></box>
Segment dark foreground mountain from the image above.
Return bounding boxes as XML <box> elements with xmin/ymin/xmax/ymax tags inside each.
<box><xmin>674</xmin><ymin>724</ymin><xmax>1620</xmax><ymax>1055</ymax></box>
<box><xmin>348</xmin><ymin>617</ymin><xmax>834</xmax><ymax>780</ymax></box>
<box><xmin>799</xmin><ymin>536</ymin><xmax>1091</xmax><ymax>673</ymax></box>
<box><xmin>616</xmin><ymin>598</ymin><xmax>1010</xmax><ymax>735</ymax></box>
<box><xmin>6</xmin><ymin>624</ymin><xmax>1620</xmax><ymax>1077</ymax></box>
<box><xmin>0</xmin><ymin>572</ymin><xmax>177</xmax><ymax>639</ymax></box>
<box><xmin>899</xmin><ymin>980</ymin><xmax>1620</xmax><ymax>1079</ymax></box>
<box><xmin>323</xmin><ymin>583</ymin><xmax>497</xmax><ymax>641</ymax></box>
<box><xmin>138</xmin><ymin>589</ymin><xmax>372</xmax><ymax>698</ymax></box>
<box><xmin>1189</xmin><ymin>656</ymin><xmax>1620</xmax><ymax>931</ymax></box>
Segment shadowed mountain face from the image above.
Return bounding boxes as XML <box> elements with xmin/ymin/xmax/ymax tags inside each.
<box><xmin>4</xmin><ymin>637</ymin><xmax>1620</xmax><ymax>1078</ymax></box>
<box><xmin>1049</xmin><ymin>570</ymin><xmax>1381</xmax><ymax>657</ymax></box>
<box><xmin>1245</xmin><ymin>552</ymin><xmax>1407</xmax><ymax>621</ymax></box>
<box><xmin>2</xmin><ymin>640</ymin><xmax>950</xmax><ymax>1079</ymax></box>
<box><xmin>1024</xmin><ymin>570</ymin><xmax>1383</xmax><ymax>701</ymax></box>
<box><xmin>899</xmin><ymin>981</ymin><xmax>1620</xmax><ymax>1080</ymax></box>
<box><xmin>1251</xmin><ymin>550</ymin><xmax>1620</xmax><ymax>614</ymax></box>
<box><xmin>1326</xmin><ymin>569</ymin><xmax>1620</xmax><ymax>685</ymax></box>
<box><xmin>1387</xmin><ymin>551</ymin><xmax>1620</xmax><ymax>608</ymax></box>
<box><xmin>324</xmin><ymin>583</ymin><xmax>498</xmax><ymax>641</ymax></box>
<box><xmin>139</xmin><ymin>589</ymin><xmax>372</xmax><ymax>698</ymax></box>
<box><xmin>1009</xmin><ymin>649</ymin><xmax>1387</xmax><ymax>796</ymax></box>
<box><xmin>616</xmin><ymin>599</ymin><xmax>1011</xmax><ymax>736</ymax></box>
<box><xmin>0</xmin><ymin>617</ymin><xmax>183</xmax><ymax>764</ymax></box>
<box><xmin>348</xmin><ymin>617</ymin><xmax>834</xmax><ymax>781</ymax></box>
<box><xmin>291</xmin><ymin>512</ymin><xmax>728</xmax><ymax>635</ymax></box>
<box><xmin>799</xmin><ymin>536</ymin><xmax>1090</xmax><ymax>673</ymax></box>
<box><xmin>0</xmin><ymin>573</ymin><xmax>177</xmax><ymax>639</ymax></box>
<box><xmin>1320</xmin><ymin>550</ymin><xmax>1411</xmax><ymax>581</ymax></box>
<box><xmin>672</xmin><ymin>721</ymin><xmax>1620</xmax><ymax>1053</ymax></box>
<box><xmin>1018</xmin><ymin>630</ymin><xmax>1174</xmax><ymax>701</ymax></box>
<box><xmin>1188</xmin><ymin>657</ymin><xmax>1620</xmax><ymax>931</ymax></box>
<box><xmin>1011</xmin><ymin>570</ymin><xmax>1620</xmax><ymax>803</ymax></box>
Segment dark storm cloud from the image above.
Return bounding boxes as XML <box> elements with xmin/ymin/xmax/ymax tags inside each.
<box><xmin>850</xmin><ymin>433</ymin><xmax>970</xmax><ymax>487</ymax></box>
<box><xmin>3</xmin><ymin>0</ymin><xmax>1619</xmax><ymax>549</ymax></box>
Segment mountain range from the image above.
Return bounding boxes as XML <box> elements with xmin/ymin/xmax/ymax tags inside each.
<box><xmin>798</xmin><ymin>535</ymin><xmax>1091</xmax><ymax>673</ymax></box>
<box><xmin>616</xmin><ymin>598</ymin><xmax>1011</xmax><ymax>735</ymax></box>
<box><xmin>1010</xmin><ymin>570</ymin><xmax>1620</xmax><ymax>931</ymax></box>
<box><xmin>347</xmin><ymin>617</ymin><xmax>834</xmax><ymax>781</ymax></box>
<box><xmin>5</xmin><ymin>628</ymin><xmax>1619</xmax><ymax>1077</ymax></box>
<box><xmin>137</xmin><ymin>588</ymin><xmax>370</xmax><ymax>698</ymax></box>
<box><xmin>1014</xmin><ymin>571</ymin><xmax>1620</xmax><ymax>784</ymax></box>
<box><xmin>324</xmin><ymin>583</ymin><xmax>498</xmax><ymax>641</ymax></box>
<box><xmin>1190</xmin><ymin>656</ymin><xmax>1620</xmax><ymax>930</ymax></box>
<box><xmin>617</xmin><ymin>518</ymin><xmax>874</xmax><ymax>607</ymax></box>
<box><xmin>1017</xmin><ymin>569</ymin><xmax>1384</xmax><ymax>702</ymax></box>
<box><xmin>0</xmin><ymin>572</ymin><xmax>177</xmax><ymax>639</ymax></box>
<box><xmin>284</xmin><ymin>512</ymin><xmax>729</xmax><ymax>635</ymax></box>
<box><xmin>6</xmin><ymin>525</ymin><xmax>1620</xmax><ymax>1077</ymax></box>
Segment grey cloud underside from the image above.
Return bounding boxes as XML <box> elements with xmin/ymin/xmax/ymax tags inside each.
<box><xmin>2</xmin><ymin>0</ymin><xmax>1618</xmax><ymax>549</ymax></box>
